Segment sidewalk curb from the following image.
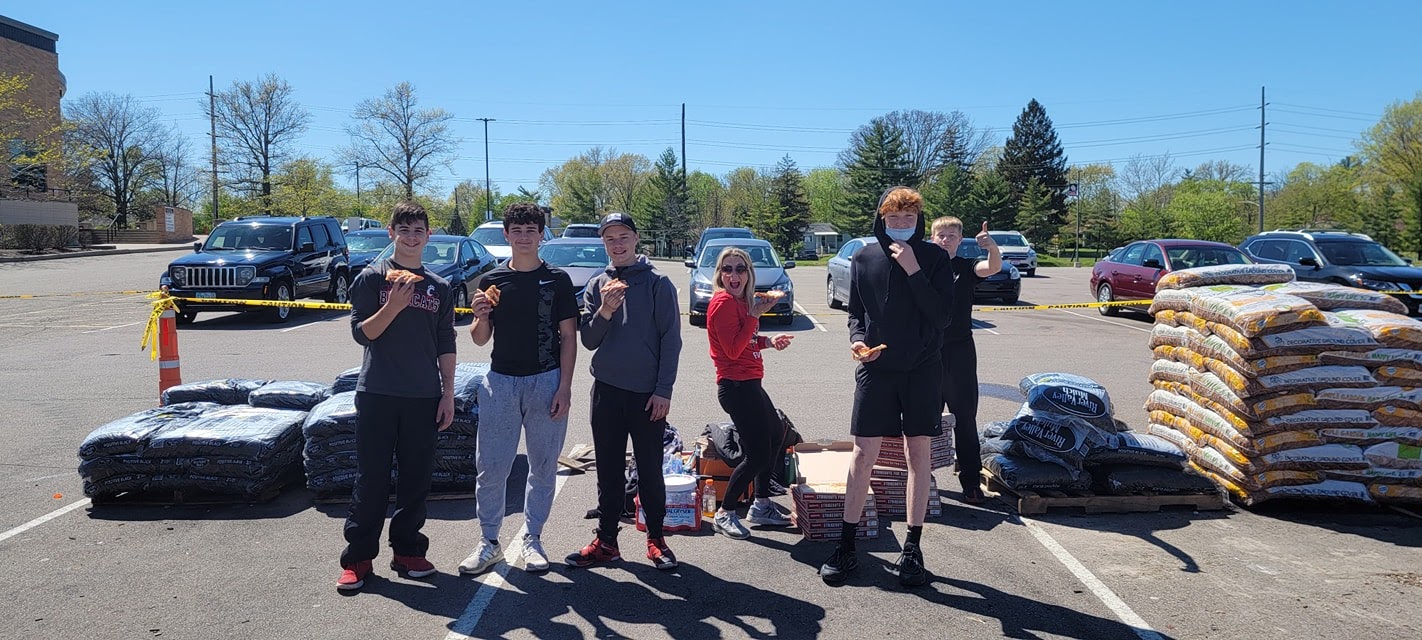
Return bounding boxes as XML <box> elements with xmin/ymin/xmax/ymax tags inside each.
<box><xmin>0</xmin><ymin>245</ymin><xmax>193</xmax><ymax>264</ymax></box>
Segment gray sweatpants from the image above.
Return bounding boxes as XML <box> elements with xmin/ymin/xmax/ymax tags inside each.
<box><xmin>475</xmin><ymin>368</ymin><xmax>568</xmax><ymax>540</ymax></box>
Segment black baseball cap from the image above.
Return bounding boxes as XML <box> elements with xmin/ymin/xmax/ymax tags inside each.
<box><xmin>598</xmin><ymin>212</ymin><xmax>638</xmax><ymax>235</ymax></box>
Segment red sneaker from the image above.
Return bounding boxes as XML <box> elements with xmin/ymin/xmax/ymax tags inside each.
<box><xmin>337</xmin><ymin>560</ymin><xmax>372</xmax><ymax>591</ymax></box>
<box><xmin>646</xmin><ymin>537</ymin><xmax>678</xmax><ymax>570</ymax></box>
<box><xmin>564</xmin><ymin>535</ymin><xmax>620</xmax><ymax>568</ymax></box>
<box><xmin>390</xmin><ymin>554</ymin><xmax>437</xmax><ymax>578</ymax></box>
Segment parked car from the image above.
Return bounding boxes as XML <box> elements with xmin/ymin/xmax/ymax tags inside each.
<box><xmin>560</xmin><ymin>223</ymin><xmax>600</xmax><ymax>238</ymax></box>
<box><xmin>1240</xmin><ymin>229</ymin><xmax>1422</xmax><ymax>315</ymax></box>
<box><xmin>689</xmin><ymin>227</ymin><xmax>755</xmax><ymax>260</ymax></box>
<box><xmin>794</xmin><ymin>247</ymin><xmax>818</xmax><ymax>261</ymax></box>
<box><xmin>685</xmin><ymin>238</ymin><xmax>795</xmax><ymax>326</ymax></box>
<box><xmin>470</xmin><ymin>220</ymin><xmax>555</xmax><ymax>261</ymax></box>
<box><xmin>343</xmin><ymin>216</ymin><xmax>384</xmax><ymax>233</ymax></box>
<box><xmin>344</xmin><ymin>229</ymin><xmax>392</xmax><ymax>274</ymax></box>
<box><xmin>160</xmin><ymin>216</ymin><xmax>351</xmax><ymax>324</ymax></box>
<box><xmin>957</xmin><ymin>238</ymin><xmax>1022</xmax><ymax>304</ymax></box>
<box><xmin>989</xmin><ymin>231</ymin><xmax>1037</xmax><ymax>276</ymax></box>
<box><xmin>825</xmin><ymin>236</ymin><xmax>876</xmax><ymax>310</ymax></box>
<box><xmin>1090</xmin><ymin>238</ymin><xmax>1251</xmax><ymax>316</ymax></box>
<box><xmin>538</xmin><ymin>237</ymin><xmax>609</xmax><ymax>307</ymax></box>
<box><xmin>369</xmin><ymin>234</ymin><xmax>498</xmax><ymax>313</ymax></box>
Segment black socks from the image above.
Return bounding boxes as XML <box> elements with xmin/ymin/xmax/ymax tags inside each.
<box><xmin>906</xmin><ymin>525</ymin><xmax>923</xmax><ymax>547</ymax></box>
<box><xmin>840</xmin><ymin>520</ymin><xmax>858</xmax><ymax>549</ymax></box>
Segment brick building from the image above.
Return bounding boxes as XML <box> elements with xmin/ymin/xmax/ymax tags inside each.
<box><xmin>0</xmin><ymin>14</ymin><xmax>75</xmax><ymax>226</ymax></box>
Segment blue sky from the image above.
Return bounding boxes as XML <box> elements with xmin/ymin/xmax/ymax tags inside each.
<box><xmin>10</xmin><ymin>1</ymin><xmax>1420</xmax><ymax>195</ymax></box>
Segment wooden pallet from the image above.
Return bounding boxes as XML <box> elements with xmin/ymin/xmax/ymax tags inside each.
<box><xmin>91</xmin><ymin>481</ymin><xmax>287</xmax><ymax>506</ymax></box>
<box><xmin>313</xmin><ymin>486</ymin><xmax>476</xmax><ymax>505</ymax></box>
<box><xmin>981</xmin><ymin>470</ymin><xmax>1226</xmax><ymax>515</ymax></box>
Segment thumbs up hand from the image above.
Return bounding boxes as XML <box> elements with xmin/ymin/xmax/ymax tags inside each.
<box><xmin>976</xmin><ymin>222</ymin><xmax>995</xmax><ymax>250</ymax></box>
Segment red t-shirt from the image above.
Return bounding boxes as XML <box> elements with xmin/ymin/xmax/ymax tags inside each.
<box><xmin>706</xmin><ymin>290</ymin><xmax>765</xmax><ymax>382</ymax></box>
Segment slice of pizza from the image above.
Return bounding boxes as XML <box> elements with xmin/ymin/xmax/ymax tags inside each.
<box><xmin>852</xmin><ymin>343</ymin><xmax>888</xmax><ymax>359</ymax></box>
<box><xmin>385</xmin><ymin>269</ymin><xmax>423</xmax><ymax>285</ymax></box>
<box><xmin>483</xmin><ymin>284</ymin><xmax>502</xmax><ymax>306</ymax></box>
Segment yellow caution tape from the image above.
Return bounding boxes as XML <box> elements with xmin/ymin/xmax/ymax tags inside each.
<box><xmin>141</xmin><ymin>292</ymin><xmax>180</xmax><ymax>362</ymax></box>
<box><xmin>977</xmin><ymin>300</ymin><xmax>1152</xmax><ymax>312</ymax></box>
<box><xmin>0</xmin><ymin>289</ymin><xmax>152</xmax><ymax>300</ymax></box>
<box><xmin>164</xmin><ymin>295</ymin><xmax>477</xmax><ymax>315</ymax></box>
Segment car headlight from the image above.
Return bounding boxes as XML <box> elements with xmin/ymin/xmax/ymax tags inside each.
<box><xmin>1008</xmin><ymin>266</ymin><xmax>1020</xmax><ymax>280</ymax></box>
<box><xmin>1351</xmin><ymin>276</ymin><xmax>1395</xmax><ymax>291</ymax></box>
<box><xmin>237</xmin><ymin>266</ymin><xmax>256</xmax><ymax>285</ymax></box>
<box><xmin>169</xmin><ymin>267</ymin><xmax>186</xmax><ymax>287</ymax></box>
<box><xmin>772</xmin><ymin>280</ymin><xmax>793</xmax><ymax>293</ymax></box>
<box><xmin>1027</xmin><ymin>249</ymin><xmax>1037</xmax><ymax>259</ymax></box>
<box><xmin>693</xmin><ymin>279</ymin><xmax>713</xmax><ymax>294</ymax></box>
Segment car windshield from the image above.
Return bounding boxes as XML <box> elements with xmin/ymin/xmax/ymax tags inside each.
<box><xmin>346</xmin><ymin>235</ymin><xmax>392</xmax><ymax>252</ymax></box>
<box><xmin>205</xmin><ymin>224</ymin><xmax>292</xmax><ymax>251</ymax></box>
<box><xmin>470</xmin><ymin>227</ymin><xmax>508</xmax><ymax>247</ymax></box>
<box><xmin>989</xmin><ymin>233</ymin><xmax>1028</xmax><ymax>247</ymax></box>
<box><xmin>1317</xmin><ymin>240</ymin><xmax>1407</xmax><ymax>267</ymax></box>
<box><xmin>1165</xmin><ymin>246</ymin><xmax>1250</xmax><ymax>269</ymax></box>
<box><xmin>955</xmin><ymin>239</ymin><xmax>987</xmax><ymax>259</ymax></box>
<box><xmin>375</xmin><ymin>240</ymin><xmax>460</xmax><ymax>266</ymax></box>
<box><xmin>563</xmin><ymin>226</ymin><xmax>599</xmax><ymax>238</ymax></box>
<box><xmin>699</xmin><ymin>245</ymin><xmax>781</xmax><ymax>268</ymax></box>
<box><xmin>540</xmin><ymin>243</ymin><xmax>609</xmax><ymax>268</ymax></box>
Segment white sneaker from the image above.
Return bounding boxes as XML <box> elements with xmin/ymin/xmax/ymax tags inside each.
<box><xmin>458</xmin><ymin>539</ymin><xmax>504</xmax><ymax>576</ymax></box>
<box><xmin>747</xmin><ymin>501</ymin><xmax>792</xmax><ymax>527</ymax></box>
<box><xmin>713</xmin><ymin>510</ymin><xmax>751</xmax><ymax>539</ymax></box>
<box><xmin>520</xmin><ymin>534</ymin><xmax>550</xmax><ymax>572</ymax></box>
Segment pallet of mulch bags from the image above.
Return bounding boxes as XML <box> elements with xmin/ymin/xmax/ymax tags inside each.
<box><xmin>980</xmin><ymin>468</ymin><xmax>1226</xmax><ymax>515</ymax></box>
<box><xmin>89</xmin><ymin>467</ymin><xmax>304</xmax><ymax>506</ymax></box>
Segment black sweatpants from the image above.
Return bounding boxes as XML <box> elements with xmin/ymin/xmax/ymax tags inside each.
<box><xmin>940</xmin><ymin>337</ymin><xmax>981</xmax><ymax>488</ymax></box>
<box><xmin>340</xmin><ymin>392</ymin><xmax>438</xmax><ymax>568</ymax></box>
<box><xmin>716</xmin><ymin>378</ymin><xmax>784</xmax><ymax>512</ymax></box>
<box><xmin>591</xmin><ymin>380</ymin><xmax>667</xmax><ymax>540</ymax></box>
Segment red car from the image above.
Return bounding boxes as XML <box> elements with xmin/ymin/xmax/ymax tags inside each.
<box><xmin>1089</xmin><ymin>239</ymin><xmax>1252</xmax><ymax>316</ymax></box>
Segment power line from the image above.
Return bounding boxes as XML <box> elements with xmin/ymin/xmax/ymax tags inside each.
<box><xmin>1272</xmin><ymin>108</ymin><xmax>1376</xmax><ymax>122</ymax></box>
<box><xmin>1273</xmin><ymin>102</ymin><xmax>1380</xmax><ymax>118</ymax></box>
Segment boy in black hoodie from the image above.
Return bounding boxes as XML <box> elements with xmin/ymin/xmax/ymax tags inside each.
<box><xmin>819</xmin><ymin>186</ymin><xmax>954</xmax><ymax>587</ymax></box>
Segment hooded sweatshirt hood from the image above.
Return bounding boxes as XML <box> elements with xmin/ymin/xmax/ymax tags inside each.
<box><xmin>872</xmin><ymin>185</ymin><xmax>927</xmax><ymax>258</ymax></box>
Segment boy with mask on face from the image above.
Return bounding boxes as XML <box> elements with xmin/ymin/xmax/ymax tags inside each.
<box><xmin>819</xmin><ymin>186</ymin><xmax>955</xmax><ymax>587</ymax></box>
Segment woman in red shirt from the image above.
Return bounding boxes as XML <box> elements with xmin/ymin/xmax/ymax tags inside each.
<box><xmin>705</xmin><ymin>247</ymin><xmax>795</xmax><ymax>539</ymax></box>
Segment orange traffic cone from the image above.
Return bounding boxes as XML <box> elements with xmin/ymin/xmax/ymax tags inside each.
<box><xmin>157</xmin><ymin>309</ymin><xmax>182</xmax><ymax>402</ymax></box>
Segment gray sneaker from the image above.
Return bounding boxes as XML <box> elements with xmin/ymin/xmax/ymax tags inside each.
<box><xmin>747</xmin><ymin>501</ymin><xmax>792</xmax><ymax>526</ymax></box>
<box><xmin>458</xmin><ymin>539</ymin><xmax>504</xmax><ymax>576</ymax></box>
<box><xmin>520</xmin><ymin>534</ymin><xmax>550</xmax><ymax>573</ymax></box>
<box><xmin>712</xmin><ymin>510</ymin><xmax>751</xmax><ymax>539</ymax></box>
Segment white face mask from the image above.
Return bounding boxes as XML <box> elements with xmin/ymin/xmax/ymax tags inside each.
<box><xmin>885</xmin><ymin>227</ymin><xmax>914</xmax><ymax>242</ymax></box>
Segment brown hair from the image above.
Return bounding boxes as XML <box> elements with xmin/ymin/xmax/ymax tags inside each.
<box><xmin>390</xmin><ymin>201</ymin><xmax>429</xmax><ymax>228</ymax></box>
<box><xmin>931</xmin><ymin>216</ymin><xmax>963</xmax><ymax>234</ymax></box>
<box><xmin>502</xmin><ymin>202</ymin><xmax>546</xmax><ymax>230</ymax></box>
<box><xmin>712</xmin><ymin>247</ymin><xmax>756</xmax><ymax>309</ymax></box>
<box><xmin>878</xmin><ymin>187</ymin><xmax>923</xmax><ymax>215</ymax></box>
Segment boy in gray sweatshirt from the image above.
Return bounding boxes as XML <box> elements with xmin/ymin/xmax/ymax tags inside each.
<box><xmin>565</xmin><ymin>212</ymin><xmax>683</xmax><ymax>571</ymax></box>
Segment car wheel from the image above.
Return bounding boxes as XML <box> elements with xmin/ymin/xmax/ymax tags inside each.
<box><xmin>777</xmin><ymin>313</ymin><xmax>795</xmax><ymax>326</ymax></box>
<box><xmin>1002</xmin><ymin>294</ymin><xmax>1019</xmax><ymax>305</ymax></box>
<box><xmin>453</xmin><ymin>285</ymin><xmax>469</xmax><ymax>323</ymax></box>
<box><xmin>689</xmin><ymin>313</ymin><xmax>706</xmax><ymax>327</ymax></box>
<box><xmin>1097</xmin><ymin>283</ymin><xmax>1118</xmax><ymax>317</ymax></box>
<box><xmin>826</xmin><ymin>278</ymin><xmax>843</xmax><ymax>310</ymax></box>
<box><xmin>326</xmin><ymin>271</ymin><xmax>350</xmax><ymax>303</ymax></box>
<box><xmin>266</xmin><ymin>280</ymin><xmax>293</xmax><ymax>323</ymax></box>
<box><xmin>1026</xmin><ymin>268</ymin><xmax>1036</xmax><ymax>277</ymax></box>
<box><xmin>176</xmin><ymin>310</ymin><xmax>197</xmax><ymax>325</ymax></box>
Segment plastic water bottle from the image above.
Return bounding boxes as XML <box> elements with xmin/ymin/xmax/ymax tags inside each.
<box><xmin>701</xmin><ymin>479</ymin><xmax>717</xmax><ymax>519</ymax></box>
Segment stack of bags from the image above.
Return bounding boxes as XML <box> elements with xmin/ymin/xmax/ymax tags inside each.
<box><xmin>791</xmin><ymin>482</ymin><xmax>879</xmax><ymax>541</ymax></box>
<box><xmin>980</xmin><ymin>372</ymin><xmax>1209</xmax><ymax>495</ymax></box>
<box><xmin>1146</xmin><ymin>264</ymin><xmax>1422</xmax><ymax>505</ymax></box>
<box><xmin>302</xmin><ymin>362</ymin><xmax>488</xmax><ymax>494</ymax></box>
<box><xmin>78</xmin><ymin>402</ymin><xmax>219</xmax><ymax>497</ymax></box>
<box><xmin>870</xmin><ymin>415</ymin><xmax>953</xmax><ymax>518</ymax></box>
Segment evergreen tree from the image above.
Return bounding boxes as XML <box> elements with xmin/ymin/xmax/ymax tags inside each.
<box><xmin>999</xmin><ymin>99</ymin><xmax>1069</xmax><ymax>229</ymax></box>
<box><xmin>920</xmin><ymin>164</ymin><xmax>976</xmax><ymax>223</ymax></box>
<box><xmin>968</xmin><ymin>169</ymin><xmax>1016</xmax><ymax>231</ymax></box>
<box><xmin>768</xmin><ymin>155</ymin><xmax>812</xmax><ymax>255</ymax></box>
<box><xmin>636</xmin><ymin>148</ymin><xmax>694</xmax><ymax>257</ymax></box>
<box><xmin>836</xmin><ymin>119</ymin><xmax>913</xmax><ymax>236</ymax></box>
<box><xmin>1014</xmin><ymin>178</ymin><xmax>1057</xmax><ymax>246</ymax></box>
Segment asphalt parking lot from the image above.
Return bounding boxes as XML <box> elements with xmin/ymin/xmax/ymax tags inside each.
<box><xmin>1</xmin><ymin>253</ymin><xmax>1419</xmax><ymax>640</ymax></box>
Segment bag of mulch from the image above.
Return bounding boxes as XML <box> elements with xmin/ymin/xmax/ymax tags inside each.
<box><xmin>1325</xmin><ymin>310</ymin><xmax>1422</xmax><ymax>349</ymax></box>
<box><xmin>982</xmin><ymin>453</ymin><xmax>1089</xmax><ymax>491</ymax></box>
<box><xmin>1148</xmin><ymin>288</ymin><xmax>1195</xmax><ymax>314</ymax></box>
<box><xmin>1314</xmin><ymin>386</ymin><xmax>1407</xmax><ymax>410</ymax></box>
<box><xmin>302</xmin><ymin>392</ymin><xmax>358</xmax><ymax>441</ymax></box>
<box><xmin>1091</xmin><ymin>464</ymin><xmax>1220</xmax><ymax>494</ymax></box>
<box><xmin>1175</xmin><ymin>311</ymin><xmax>1210</xmax><ymax>334</ymax></box>
<box><xmin>1157</xmin><ymin>263</ymin><xmax>1296</xmax><ymax>290</ymax></box>
<box><xmin>1364</xmin><ymin>441</ymin><xmax>1422</xmax><ymax>469</ymax></box>
<box><xmin>161</xmin><ymin>379</ymin><xmax>273</xmax><ymax>406</ymax></box>
<box><xmin>1002</xmin><ymin>407</ymin><xmax>1113</xmax><ymax>470</ymax></box>
<box><xmin>1373</xmin><ymin>405</ymin><xmax>1422</xmax><ymax>427</ymax></box>
<box><xmin>1370</xmin><ymin>483</ymin><xmax>1422</xmax><ymax>503</ymax></box>
<box><xmin>1371</xmin><ymin>365</ymin><xmax>1422</xmax><ymax>387</ymax></box>
<box><xmin>1148</xmin><ymin>360</ymin><xmax>1194</xmax><ymax>385</ymax></box>
<box><xmin>1266</xmin><ymin>409</ymin><xmax>1378</xmax><ymax>432</ymax></box>
<box><xmin>331</xmin><ymin>367</ymin><xmax>361</xmax><ymax>394</ymax></box>
<box><xmin>1188</xmin><ymin>369</ymin><xmax>1316</xmax><ymax>419</ymax></box>
<box><xmin>1259</xmin><ymin>444</ymin><xmax>1370</xmax><ymax>471</ymax></box>
<box><xmin>143</xmin><ymin>405</ymin><xmax>306</xmax><ymax>461</ymax></box>
<box><xmin>447</xmin><ymin>411</ymin><xmax>478</xmax><ymax>436</ymax></box>
<box><xmin>1086</xmin><ymin>431</ymin><xmax>1188</xmax><ymax>468</ymax></box>
<box><xmin>1024</xmin><ymin>378</ymin><xmax>1117</xmax><ymax>432</ymax></box>
<box><xmin>1325</xmin><ymin>467</ymin><xmax>1422</xmax><ymax>486</ymax></box>
<box><xmin>1188</xmin><ymin>287</ymin><xmax>1325</xmax><ymax>337</ymax></box>
<box><xmin>78</xmin><ymin>402</ymin><xmax>219</xmax><ymax>459</ymax></box>
<box><xmin>1264</xmin><ymin>479</ymin><xmax>1373</xmax><ymax>503</ymax></box>
<box><xmin>1207</xmin><ymin>322</ymin><xmax>1377</xmax><ymax>358</ymax></box>
<box><xmin>1219</xmin><ymin>364</ymin><xmax>1378</xmax><ymax>397</ymax></box>
<box><xmin>452</xmin><ymin>362</ymin><xmax>491</xmax><ymax>413</ymax></box>
<box><xmin>1321</xmin><ymin>348</ymin><xmax>1422</xmax><ymax>368</ymax></box>
<box><xmin>1321</xmin><ymin>426</ymin><xmax>1422</xmax><ymax>447</ymax></box>
<box><xmin>306</xmin><ymin>467</ymin><xmax>361</xmax><ymax>492</ymax></box>
<box><xmin>1017</xmin><ymin>372</ymin><xmax>1112</xmax><ymax>408</ymax></box>
<box><xmin>248</xmin><ymin>381</ymin><xmax>332</xmax><ymax>411</ymax></box>
<box><xmin>303</xmin><ymin>434</ymin><xmax>358</xmax><ymax>458</ymax></box>
<box><xmin>82</xmin><ymin>472</ymin><xmax>150</xmax><ymax>497</ymax></box>
<box><xmin>1154</xmin><ymin>309</ymin><xmax>1179</xmax><ymax>326</ymax></box>
<box><xmin>1147</xmin><ymin>422</ymin><xmax>1200</xmax><ymax>455</ymax></box>
<box><xmin>433</xmin><ymin>449</ymin><xmax>478</xmax><ymax>473</ymax></box>
<box><xmin>1261</xmin><ymin>281</ymin><xmax>1409</xmax><ymax>314</ymax></box>
<box><xmin>1149</xmin><ymin>324</ymin><xmax>1193</xmax><ymax>349</ymax></box>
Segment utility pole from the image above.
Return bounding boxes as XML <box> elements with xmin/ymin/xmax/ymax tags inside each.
<box><xmin>1069</xmin><ymin>183</ymin><xmax>1081</xmax><ymax>267</ymax></box>
<box><xmin>1258</xmin><ymin>86</ymin><xmax>1267</xmax><ymax>233</ymax></box>
<box><xmin>209</xmin><ymin>75</ymin><xmax>218</xmax><ymax>227</ymax></box>
<box><xmin>353</xmin><ymin>161</ymin><xmax>362</xmax><ymax>216</ymax></box>
<box><xmin>477</xmin><ymin>117</ymin><xmax>495</xmax><ymax>221</ymax></box>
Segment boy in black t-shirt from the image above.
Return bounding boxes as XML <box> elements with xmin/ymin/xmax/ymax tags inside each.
<box><xmin>458</xmin><ymin>203</ymin><xmax>578</xmax><ymax>576</ymax></box>
<box><xmin>338</xmin><ymin>201</ymin><xmax>457</xmax><ymax>592</ymax></box>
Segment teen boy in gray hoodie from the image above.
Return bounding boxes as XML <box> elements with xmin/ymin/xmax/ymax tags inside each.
<box><xmin>565</xmin><ymin>212</ymin><xmax>683</xmax><ymax>571</ymax></box>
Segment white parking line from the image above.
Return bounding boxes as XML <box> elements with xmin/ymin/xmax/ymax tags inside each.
<box><xmin>1055</xmin><ymin>309</ymin><xmax>1152</xmax><ymax>333</ymax></box>
<box><xmin>444</xmin><ymin>471</ymin><xmax>571</xmax><ymax>639</ymax></box>
<box><xmin>0</xmin><ymin>498</ymin><xmax>91</xmax><ymax>546</ymax></box>
<box><xmin>1021</xmin><ymin>516</ymin><xmax>1163</xmax><ymax>640</ymax></box>
<box><xmin>82</xmin><ymin>321</ymin><xmax>143</xmax><ymax>334</ymax></box>
<box><xmin>794</xmin><ymin>302</ymin><xmax>827</xmax><ymax>332</ymax></box>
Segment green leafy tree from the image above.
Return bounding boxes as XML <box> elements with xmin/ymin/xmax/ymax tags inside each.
<box><xmin>999</xmin><ymin>99</ymin><xmax>1069</xmax><ymax>228</ymax></box>
<box><xmin>272</xmin><ymin>157</ymin><xmax>349</xmax><ymax>217</ymax></box>
<box><xmin>920</xmin><ymin>164</ymin><xmax>976</xmax><ymax>223</ymax></box>
<box><xmin>1266</xmin><ymin>161</ymin><xmax>1362</xmax><ymax>231</ymax></box>
<box><xmin>836</xmin><ymin>119</ymin><xmax>912</xmax><ymax>236</ymax></box>
<box><xmin>723</xmin><ymin>166</ymin><xmax>772</xmax><ymax>233</ymax></box>
<box><xmin>1014</xmin><ymin>178</ymin><xmax>1057</xmax><ymax>246</ymax></box>
<box><xmin>767</xmin><ymin>155</ymin><xmax>812</xmax><ymax>255</ymax></box>
<box><xmin>1064</xmin><ymin>164</ymin><xmax>1122</xmax><ymax>254</ymax></box>
<box><xmin>1166</xmin><ymin>179</ymin><xmax>1253</xmax><ymax>244</ymax></box>
<box><xmin>687</xmin><ymin>170</ymin><xmax>728</xmax><ymax>229</ymax></box>
<box><xmin>636</xmin><ymin>148</ymin><xmax>694</xmax><ymax>256</ymax></box>
<box><xmin>804</xmin><ymin>167</ymin><xmax>847</xmax><ymax>225</ymax></box>
<box><xmin>968</xmin><ymin>169</ymin><xmax>1016</xmax><ymax>231</ymax></box>
<box><xmin>1359</xmin><ymin>93</ymin><xmax>1422</xmax><ymax>256</ymax></box>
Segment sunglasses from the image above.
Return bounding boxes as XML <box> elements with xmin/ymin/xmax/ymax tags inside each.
<box><xmin>719</xmin><ymin>265</ymin><xmax>749</xmax><ymax>274</ymax></box>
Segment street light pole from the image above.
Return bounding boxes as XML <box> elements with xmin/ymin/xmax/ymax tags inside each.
<box><xmin>477</xmin><ymin>117</ymin><xmax>495</xmax><ymax>221</ymax></box>
<box><xmin>1069</xmin><ymin>182</ymin><xmax>1081</xmax><ymax>267</ymax></box>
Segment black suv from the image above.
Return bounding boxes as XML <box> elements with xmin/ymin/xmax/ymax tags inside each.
<box><xmin>1240</xmin><ymin>229</ymin><xmax>1422</xmax><ymax>314</ymax></box>
<box><xmin>160</xmin><ymin>216</ymin><xmax>351</xmax><ymax>324</ymax></box>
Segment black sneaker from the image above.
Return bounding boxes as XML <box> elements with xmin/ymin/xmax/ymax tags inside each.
<box><xmin>893</xmin><ymin>542</ymin><xmax>928</xmax><ymax>587</ymax></box>
<box><xmin>818</xmin><ymin>544</ymin><xmax>858</xmax><ymax>584</ymax></box>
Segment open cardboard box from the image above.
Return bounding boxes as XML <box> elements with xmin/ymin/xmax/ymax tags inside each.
<box><xmin>793</xmin><ymin>440</ymin><xmax>855</xmax><ymax>488</ymax></box>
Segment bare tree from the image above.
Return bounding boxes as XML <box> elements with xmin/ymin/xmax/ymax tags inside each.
<box><xmin>878</xmin><ymin>109</ymin><xmax>995</xmax><ymax>183</ymax></box>
<box><xmin>343</xmin><ymin>82</ymin><xmax>457</xmax><ymax>199</ymax></box>
<box><xmin>1190</xmin><ymin>159</ymin><xmax>1253</xmax><ymax>183</ymax></box>
<box><xmin>603</xmin><ymin>150</ymin><xmax>651</xmax><ymax>213</ymax></box>
<box><xmin>151</xmin><ymin>126</ymin><xmax>202</xmax><ymax>208</ymax></box>
<box><xmin>207</xmin><ymin>74</ymin><xmax>308</xmax><ymax>214</ymax></box>
<box><xmin>64</xmin><ymin>92</ymin><xmax>165</xmax><ymax>227</ymax></box>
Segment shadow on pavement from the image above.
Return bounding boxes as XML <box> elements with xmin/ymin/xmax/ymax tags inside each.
<box><xmin>1024</xmin><ymin>509</ymin><xmax>1234</xmax><ymax>574</ymax></box>
<box><xmin>908</xmin><ymin>576</ymin><xmax>1176</xmax><ymax>640</ymax></box>
<box><xmin>310</xmin><ymin>454</ymin><xmax>529</xmax><ymax>523</ymax></box>
<box><xmin>1241</xmin><ymin>501</ymin><xmax>1422</xmax><ymax>548</ymax></box>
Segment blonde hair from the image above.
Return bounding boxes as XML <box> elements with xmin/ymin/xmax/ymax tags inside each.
<box><xmin>712</xmin><ymin>247</ymin><xmax>756</xmax><ymax>309</ymax></box>
<box><xmin>931</xmin><ymin>216</ymin><xmax>963</xmax><ymax>234</ymax></box>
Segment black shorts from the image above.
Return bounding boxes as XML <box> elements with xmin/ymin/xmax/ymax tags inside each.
<box><xmin>850</xmin><ymin>360</ymin><xmax>944</xmax><ymax>438</ymax></box>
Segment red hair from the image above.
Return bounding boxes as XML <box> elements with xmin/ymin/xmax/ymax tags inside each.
<box><xmin>878</xmin><ymin>187</ymin><xmax>923</xmax><ymax>215</ymax></box>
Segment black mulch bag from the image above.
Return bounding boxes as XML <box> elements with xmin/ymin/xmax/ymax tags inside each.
<box><xmin>1018</xmin><ymin>372</ymin><xmax>1115</xmax><ymax>415</ymax></box>
<box><xmin>331</xmin><ymin>367</ymin><xmax>361</xmax><ymax>394</ymax></box>
<box><xmin>436</xmin><ymin>432</ymin><xmax>477</xmax><ymax>449</ymax></box>
<box><xmin>1086</xmin><ymin>432</ymin><xmax>1188</xmax><ymax>468</ymax></box>
<box><xmin>448</xmin><ymin>411</ymin><xmax>478</xmax><ymax>436</ymax></box>
<box><xmin>83</xmin><ymin>472</ymin><xmax>150</xmax><ymax>497</ymax></box>
<box><xmin>434</xmin><ymin>449</ymin><xmax>478</xmax><ymax>473</ymax></box>
<box><xmin>249</xmin><ymin>381</ymin><xmax>332</xmax><ymax>411</ymax></box>
<box><xmin>1091</xmin><ymin>464</ymin><xmax>1220</xmax><ymax>495</ymax></box>
<box><xmin>304</xmin><ymin>434</ymin><xmax>358</xmax><ymax>458</ymax></box>
<box><xmin>1025</xmin><ymin>379</ymin><xmax>1118</xmax><ymax>433</ymax></box>
<box><xmin>1002</xmin><ymin>407</ymin><xmax>1114</xmax><ymax>471</ymax></box>
<box><xmin>983</xmin><ymin>453</ymin><xmax>1090</xmax><ymax>491</ymax></box>
<box><xmin>302</xmin><ymin>392</ymin><xmax>358</xmax><ymax>441</ymax></box>
<box><xmin>452</xmin><ymin>362</ymin><xmax>491</xmax><ymax>413</ymax></box>
<box><xmin>305</xmin><ymin>466</ymin><xmax>361</xmax><ymax>492</ymax></box>
<box><xmin>142</xmin><ymin>405</ymin><xmax>306</xmax><ymax>461</ymax></box>
<box><xmin>161</xmin><ymin>379</ymin><xmax>272</xmax><ymax>406</ymax></box>
<box><xmin>78</xmin><ymin>402</ymin><xmax>219</xmax><ymax>460</ymax></box>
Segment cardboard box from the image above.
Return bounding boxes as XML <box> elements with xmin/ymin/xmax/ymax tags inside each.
<box><xmin>694</xmin><ymin>439</ymin><xmax>754</xmax><ymax>505</ymax></box>
<box><xmin>874</xmin><ymin>415</ymin><xmax>957</xmax><ymax>470</ymax></box>
<box><xmin>791</xmin><ymin>440</ymin><xmax>880</xmax><ymax>541</ymax></box>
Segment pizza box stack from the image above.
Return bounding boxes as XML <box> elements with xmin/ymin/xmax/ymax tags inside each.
<box><xmin>868</xmin><ymin>466</ymin><xmax>942</xmax><ymax>519</ymax></box>
<box><xmin>873</xmin><ymin>413</ymin><xmax>957</xmax><ymax>470</ymax></box>
<box><xmin>791</xmin><ymin>441</ymin><xmax>879</xmax><ymax>541</ymax></box>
